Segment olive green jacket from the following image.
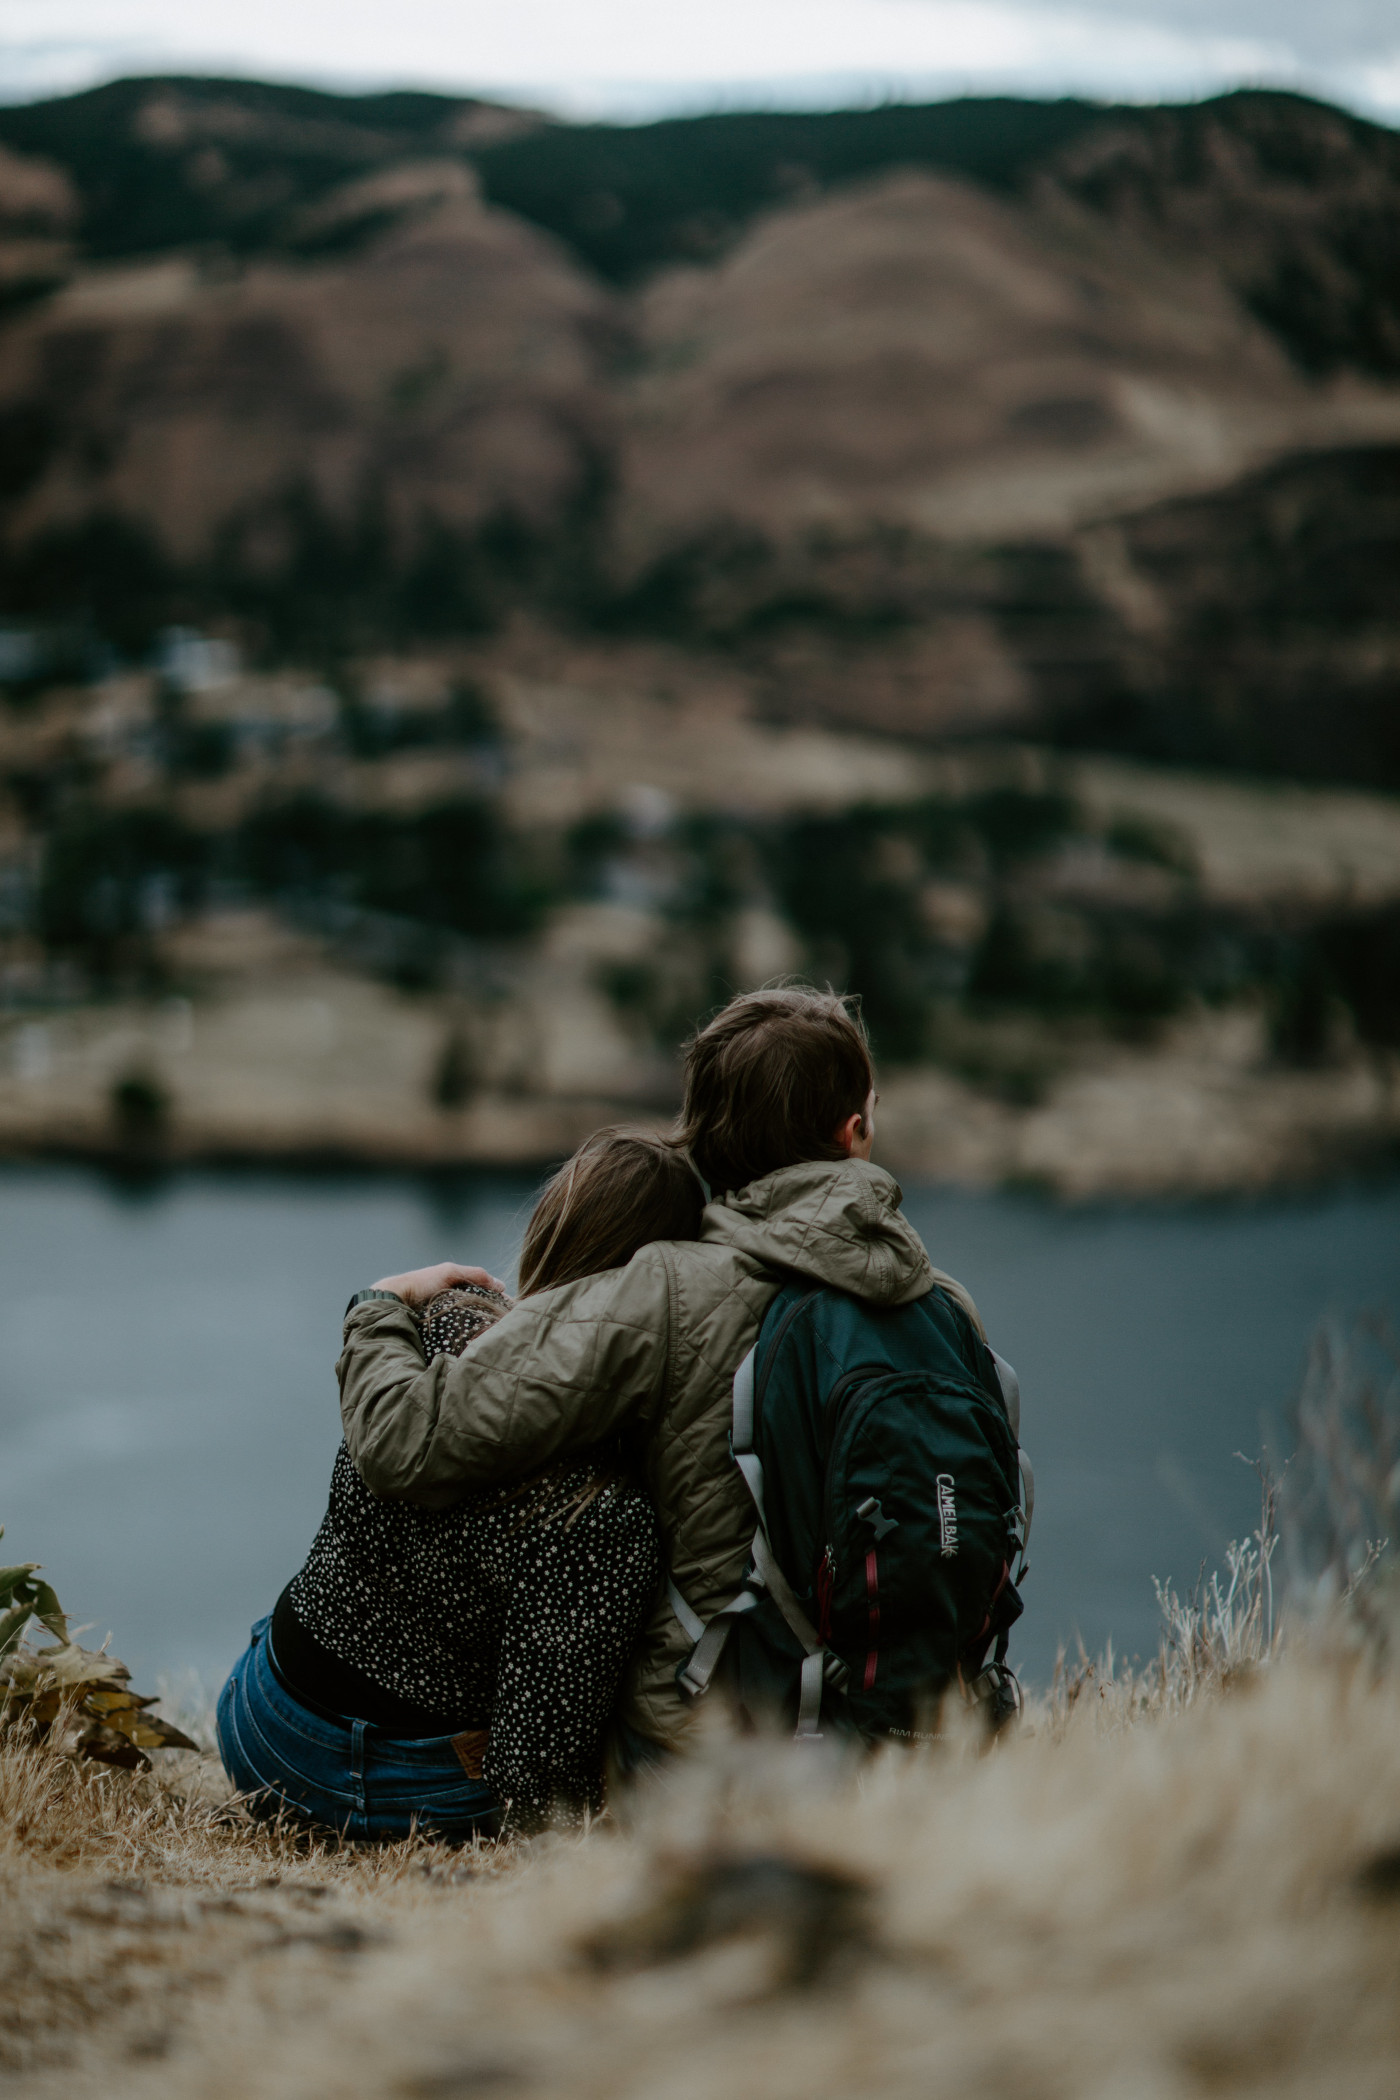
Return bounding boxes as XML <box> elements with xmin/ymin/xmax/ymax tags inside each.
<box><xmin>338</xmin><ymin>1158</ymin><xmax>962</xmax><ymax>1747</ymax></box>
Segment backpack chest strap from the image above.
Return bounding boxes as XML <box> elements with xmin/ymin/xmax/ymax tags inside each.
<box><xmin>666</xmin><ymin>1577</ymin><xmax>706</xmax><ymax>1646</ymax></box>
<box><xmin>672</xmin><ymin>1583</ymin><xmax>761</xmax><ymax>1700</ymax></box>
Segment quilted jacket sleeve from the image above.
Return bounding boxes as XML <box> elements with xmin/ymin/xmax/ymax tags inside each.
<box><xmin>337</xmin><ymin>1247</ymin><xmax>674</xmax><ymax>1501</ymax></box>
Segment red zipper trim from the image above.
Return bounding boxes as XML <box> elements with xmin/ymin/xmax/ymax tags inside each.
<box><xmin>975</xmin><ymin>1558</ymin><xmax>1013</xmax><ymax>1642</ymax></box>
<box><xmin>863</xmin><ymin>1548</ymin><xmax>880</xmax><ymax>1691</ymax></box>
<box><xmin>815</xmin><ymin>1547</ymin><xmax>835</xmax><ymax>1643</ymax></box>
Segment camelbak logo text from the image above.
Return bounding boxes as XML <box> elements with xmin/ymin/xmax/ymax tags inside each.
<box><xmin>936</xmin><ymin>1473</ymin><xmax>958</xmax><ymax>1557</ymax></box>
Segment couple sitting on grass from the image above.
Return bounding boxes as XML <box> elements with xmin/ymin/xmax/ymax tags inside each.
<box><xmin>217</xmin><ymin>986</ymin><xmax>1030</xmax><ymax>1839</ymax></box>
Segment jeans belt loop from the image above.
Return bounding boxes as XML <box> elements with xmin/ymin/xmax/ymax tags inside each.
<box><xmin>350</xmin><ymin>1718</ymin><xmax>368</xmax><ymax>1815</ymax></box>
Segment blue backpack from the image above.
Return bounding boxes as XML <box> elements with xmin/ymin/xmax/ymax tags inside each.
<box><xmin>671</xmin><ymin>1278</ymin><xmax>1032</xmax><ymax>1741</ymax></box>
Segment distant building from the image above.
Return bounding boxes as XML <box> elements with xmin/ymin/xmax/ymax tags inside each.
<box><xmin>156</xmin><ymin>628</ymin><xmax>241</xmax><ymax>693</ymax></box>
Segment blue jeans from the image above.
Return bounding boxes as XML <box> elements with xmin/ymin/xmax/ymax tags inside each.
<box><xmin>216</xmin><ymin>1617</ymin><xmax>501</xmax><ymax>1843</ymax></box>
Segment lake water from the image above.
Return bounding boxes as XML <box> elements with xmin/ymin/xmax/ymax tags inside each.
<box><xmin>1</xmin><ymin>1164</ymin><xmax>1397</xmax><ymax>1694</ymax></box>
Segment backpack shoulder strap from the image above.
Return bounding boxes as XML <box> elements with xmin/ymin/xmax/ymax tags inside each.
<box><xmin>729</xmin><ymin>1343</ymin><xmax>767</xmax><ymax>1526</ymax></box>
<box><xmin>670</xmin><ymin>1339</ymin><xmax>844</xmax><ymax>1737</ymax></box>
<box><xmin>990</xmin><ymin>1348</ymin><xmax>1034</xmax><ymax>1570</ymax></box>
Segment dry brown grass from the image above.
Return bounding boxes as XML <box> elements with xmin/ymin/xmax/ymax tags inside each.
<box><xmin>5</xmin><ymin>1619</ymin><xmax>1400</xmax><ymax>2099</ymax></box>
<box><xmin>0</xmin><ymin>1727</ymin><xmax>524</xmax><ymax>2089</ymax></box>
<box><xmin>7</xmin><ymin>1329</ymin><xmax>1400</xmax><ymax>2100</ymax></box>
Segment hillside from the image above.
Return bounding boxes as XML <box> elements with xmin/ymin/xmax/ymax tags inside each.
<box><xmin>1</xmin><ymin>642</ymin><xmax>1398</xmax><ymax>1193</ymax></box>
<box><xmin>0</xmin><ymin>79</ymin><xmax>1397</xmax><ymax>790</ymax></box>
<box><xmin>3</xmin><ymin>79</ymin><xmax>1398</xmax><ymax>365</ymax></box>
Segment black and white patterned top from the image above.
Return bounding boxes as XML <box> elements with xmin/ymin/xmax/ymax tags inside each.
<box><xmin>283</xmin><ymin>1287</ymin><xmax>661</xmax><ymax>1828</ymax></box>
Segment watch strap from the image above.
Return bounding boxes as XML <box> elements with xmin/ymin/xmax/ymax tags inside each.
<box><xmin>344</xmin><ymin>1288</ymin><xmax>406</xmax><ymax>1318</ymax></box>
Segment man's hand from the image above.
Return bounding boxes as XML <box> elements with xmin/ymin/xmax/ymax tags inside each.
<box><xmin>370</xmin><ymin>1262</ymin><xmax>509</xmax><ymax>1308</ymax></box>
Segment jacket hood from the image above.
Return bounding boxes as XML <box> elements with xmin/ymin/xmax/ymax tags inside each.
<box><xmin>701</xmin><ymin>1158</ymin><xmax>936</xmax><ymax>1307</ymax></box>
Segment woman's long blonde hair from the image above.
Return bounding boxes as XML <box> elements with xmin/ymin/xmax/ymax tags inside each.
<box><xmin>517</xmin><ymin>1128</ymin><xmax>705</xmax><ymax>1298</ymax></box>
<box><xmin>456</xmin><ymin>1129</ymin><xmax>706</xmax><ymax>1529</ymax></box>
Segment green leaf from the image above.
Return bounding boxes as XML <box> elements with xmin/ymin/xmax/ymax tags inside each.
<box><xmin>0</xmin><ymin>1601</ymin><xmax>34</xmax><ymax>1660</ymax></box>
<box><xmin>0</xmin><ymin>1564</ymin><xmax>41</xmax><ymax>1607</ymax></box>
<box><xmin>0</xmin><ymin>1558</ymin><xmax>70</xmax><ymax>1651</ymax></box>
<box><xmin>27</xmin><ymin>1581</ymin><xmax>68</xmax><ymax>1645</ymax></box>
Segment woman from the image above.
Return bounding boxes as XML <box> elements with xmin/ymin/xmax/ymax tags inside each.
<box><xmin>216</xmin><ymin>1130</ymin><xmax>703</xmax><ymax>1840</ymax></box>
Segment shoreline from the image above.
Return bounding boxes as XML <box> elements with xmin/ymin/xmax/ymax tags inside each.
<box><xmin>2</xmin><ymin>1114</ymin><xmax>1397</xmax><ymax>1206</ymax></box>
<box><xmin>3</xmin><ymin>930</ymin><xmax>1397</xmax><ymax>1201</ymax></box>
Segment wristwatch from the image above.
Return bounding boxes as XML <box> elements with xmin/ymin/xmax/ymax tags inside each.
<box><xmin>344</xmin><ymin>1288</ymin><xmax>406</xmax><ymax>1318</ymax></box>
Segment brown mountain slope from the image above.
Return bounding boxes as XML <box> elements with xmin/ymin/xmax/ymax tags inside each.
<box><xmin>8</xmin><ymin>94</ymin><xmax>1400</xmax><ymax>589</ymax></box>
<box><xmin>1038</xmin><ymin>92</ymin><xmax>1400</xmax><ymax>378</ymax></box>
<box><xmin>617</xmin><ymin>168</ymin><xmax>1329</xmax><ymax>552</ymax></box>
<box><xmin>0</xmin><ymin>141</ymin><xmax>78</xmax><ymax>329</ymax></box>
<box><xmin>0</xmin><ymin>88</ymin><xmax>1398</xmax><ymax>782</ymax></box>
<box><xmin>603</xmin><ymin>169</ymin><xmax>1400</xmax><ymax>749</ymax></box>
<box><xmin>0</xmin><ymin>160</ymin><xmax>611</xmax><ymax>564</ymax></box>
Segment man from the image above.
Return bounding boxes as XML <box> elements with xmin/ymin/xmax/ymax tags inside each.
<box><xmin>339</xmin><ymin>986</ymin><xmax>967</xmax><ymax>1754</ymax></box>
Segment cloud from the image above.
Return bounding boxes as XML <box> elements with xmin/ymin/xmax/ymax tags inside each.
<box><xmin>1036</xmin><ymin>0</ymin><xmax>1396</xmax><ymax>66</ymax></box>
<box><xmin>0</xmin><ymin>0</ymin><xmax>1396</xmax><ymax>119</ymax></box>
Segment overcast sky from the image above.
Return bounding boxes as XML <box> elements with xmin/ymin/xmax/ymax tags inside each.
<box><xmin>2</xmin><ymin>0</ymin><xmax>1398</xmax><ymax>120</ymax></box>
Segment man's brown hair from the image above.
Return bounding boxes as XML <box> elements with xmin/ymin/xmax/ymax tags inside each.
<box><xmin>518</xmin><ymin>1127</ymin><xmax>705</xmax><ymax>1295</ymax></box>
<box><xmin>678</xmin><ymin>985</ymin><xmax>873</xmax><ymax>1195</ymax></box>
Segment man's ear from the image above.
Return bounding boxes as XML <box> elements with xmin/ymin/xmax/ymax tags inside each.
<box><xmin>833</xmin><ymin>1109</ymin><xmax>863</xmax><ymax>1155</ymax></box>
